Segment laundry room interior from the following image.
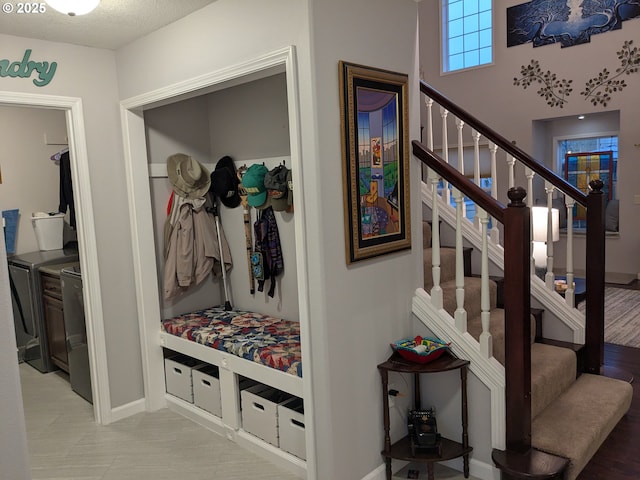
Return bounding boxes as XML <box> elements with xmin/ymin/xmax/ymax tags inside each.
<box><xmin>1</xmin><ymin>104</ymin><xmax>94</xmax><ymax>405</ymax></box>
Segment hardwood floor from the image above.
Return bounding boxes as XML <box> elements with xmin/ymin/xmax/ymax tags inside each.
<box><xmin>578</xmin><ymin>279</ymin><xmax>640</xmax><ymax>480</ymax></box>
<box><xmin>577</xmin><ymin>344</ymin><xmax>639</xmax><ymax>480</ymax></box>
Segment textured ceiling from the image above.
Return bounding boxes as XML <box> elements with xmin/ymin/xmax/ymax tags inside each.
<box><xmin>0</xmin><ymin>0</ymin><xmax>218</xmax><ymax>50</ymax></box>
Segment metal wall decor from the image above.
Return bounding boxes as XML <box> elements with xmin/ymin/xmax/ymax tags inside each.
<box><xmin>582</xmin><ymin>40</ymin><xmax>640</xmax><ymax>106</ymax></box>
<box><xmin>507</xmin><ymin>0</ymin><xmax>640</xmax><ymax>49</ymax></box>
<box><xmin>514</xmin><ymin>40</ymin><xmax>639</xmax><ymax>108</ymax></box>
<box><xmin>513</xmin><ymin>59</ymin><xmax>573</xmax><ymax>108</ymax></box>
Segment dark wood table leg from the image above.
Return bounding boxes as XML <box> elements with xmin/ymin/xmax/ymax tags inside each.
<box><xmin>461</xmin><ymin>366</ymin><xmax>470</xmax><ymax>478</ymax></box>
<box><xmin>381</xmin><ymin>368</ymin><xmax>392</xmax><ymax>480</ymax></box>
<box><xmin>427</xmin><ymin>462</ymin><xmax>434</xmax><ymax>480</ymax></box>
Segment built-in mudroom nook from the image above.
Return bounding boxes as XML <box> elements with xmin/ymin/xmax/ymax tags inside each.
<box><xmin>133</xmin><ymin>52</ymin><xmax>307</xmax><ymax>477</ymax></box>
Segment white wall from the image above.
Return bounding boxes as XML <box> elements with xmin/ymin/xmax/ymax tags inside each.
<box><xmin>116</xmin><ymin>0</ymin><xmax>421</xmax><ymax>479</ymax></box>
<box><xmin>144</xmin><ymin>95</ymin><xmax>218</xmax><ymax>319</ymax></box>
<box><xmin>143</xmin><ymin>73</ymin><xmax>298</xmax><ymax>321</ymax></box>
<box><xmin>306</xmin><ymin>1</ymin><xmax>421</xmax><ymax>478</ymax></box>
<box><xmin>419</xmin><ymin>2</ymin><xmax>640</xmax><ymax>279</ymax></box>
<box><xmin>0</xmin><ymin>35</ymin><xmax>143</xmax><ymax>413</ymax></box>
<box><xmin>0</xmin><ymin>106</ymin><xmax>68</xmax><ymax>254</ymax></box>
<box><xmin>206</xmin><ymin>73</ymin><xmax>298</xmax><ymax>320</ymax></box>
<box><xmin>0</xmin><ymin>230</ymin><xmax>30</xmax><ymax>479</ymax></box>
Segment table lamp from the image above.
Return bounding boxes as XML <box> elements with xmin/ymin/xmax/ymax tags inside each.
<box><xmin>532</xmin><ymin>206</ymin><xmax>559</xmax><ymax>271</ymax></box>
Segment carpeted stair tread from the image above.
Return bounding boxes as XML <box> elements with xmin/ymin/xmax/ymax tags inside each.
<box><xmin>530</xmin><ymin>343</ymin><xmax>576</xmax><ymax>420</ymax></box>
<box><xmin>532</xmin><ymin>373</ymin><xmax>633</xmax><ymax>480</ymax></box>
<box><xmin>424</xmin><ymin>247</ymin><xmax>457</xmax><ymax>290</ymax></box>
<box><xmin>466</xmin><ymin>308</ymin><xmax>536</xmax><ymax>366</ymax></box>
<box><xmin>439</xmin><ymin>277</ymin><xmax>497</xmax><ymax>322</ymax></box>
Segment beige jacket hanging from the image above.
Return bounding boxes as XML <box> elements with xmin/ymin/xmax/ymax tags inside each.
<box><xmin>163</xmin><ymin>198</ymin><xmax>232</xmax><ymax>301</ymax></box>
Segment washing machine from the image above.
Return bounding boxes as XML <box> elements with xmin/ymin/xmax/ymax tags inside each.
<box><xmin>8</xmin><ymin>248</ymin><xmax>79</xmax><ymax>372</ymax></box>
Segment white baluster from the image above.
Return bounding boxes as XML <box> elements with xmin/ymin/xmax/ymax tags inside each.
<box><xmin>544</xmin><ymin>183</ymin><xmax>556</xmax><ymax>289</ymax></box>
<box><xmin>565</xmin><ymin>196</ymin><xmax>576</xmax><ymax>308</ymax></box>
<box><xmin>425</xmin><ymin>97</ymin><xmax>434</xmax><ymax>151</ymax></box>
<box><xmin>507</xmin><ymin>155</ymin><xmax>516</xmax><ymax>190</ymax></box>
<box><xmin>453</xmin><ymin>187</ymin><xmax>467</xmax><ymax>332</ymax></box>
<box><xmin>472</xmin><ymin>129</ymin><xmax>481</xmax><ymax>226</ymax></box>
<box><xmin>441</xmin><ymin>107</ymin><xmax>451</xmax><ymax>205</ymax></box>
<box><xmin>489</xmin><ymin>142</ymin><xmax>500</xmax><ymax>243</ymax></box>
<box><xmin>478</xmin><ymin>208</ymin><xmax>492</xmax><ymax>358</ymax></box>
<box><xmin>525</xmin><ymin>167</ymin><xmax>535</xmax><ymax>273</ymax></box>
<box><xmin>472</xmin><ymin>129</ymin><xmax>481</xmax><ymax>184</ymax></box>
<box><xmin>455</xmin><ymin>118</ymin><xmax>466</xmax><ymax>218</ymax></box>
<box><xmin>429</xmin><ymin>169</ymin><xmax>443</xmax><ymax>309</ymax></box>
<box><xmin>424</xmin><ymin>97</ymin><xmax>434</xmax><ymax>190</ymax></box>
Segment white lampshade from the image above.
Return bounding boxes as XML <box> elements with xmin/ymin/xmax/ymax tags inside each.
<box><xmin>46</xmin><ymin>0</ymin><xmax>100</xmax><ymax>16</ymax></box>
<box><xmin>532</xmin><ymin>206</ymin><xmax>560</xmax><ymax>243</ymax></box>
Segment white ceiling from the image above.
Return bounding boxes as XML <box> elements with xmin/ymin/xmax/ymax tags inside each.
<box><xmin>0</xmin><ymin>0</ymin><xmax>218</xmax><ymax>50</ymax></box>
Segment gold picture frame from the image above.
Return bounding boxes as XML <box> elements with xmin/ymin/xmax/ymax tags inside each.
<box><xmin>339</xmin><ymin>61</ymin><xmax>411</xmax><ymax>264</ymax></box>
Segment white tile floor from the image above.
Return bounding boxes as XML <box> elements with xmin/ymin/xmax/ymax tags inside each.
<box><xmin>19</xmin><ymin>363</ymin><xmax>301</xmax><ymax>479</ymax></box>
<box><xmin>20</xmin><ymin>363</ymin><xmax>484</xmax><ymax>479</ymax></box>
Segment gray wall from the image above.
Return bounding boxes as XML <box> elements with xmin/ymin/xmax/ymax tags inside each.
<box><xmin>0</xmin><ymin>106</ymin><xmax>68</xmax><ymax>254</ymax></box>
<box><xmin>143</xmin><ymin>73</ymin><xmax>299</xmax><ymax>321</ymax></box>
<box><xmin>0</xmin><ymin>34</ymin><xmax>143</xmax><ymax>412</ymax></box>
<box><xmin>0</xmin><ymin>231</ymin><xmax>30</xmax><ymax>479</ymax></box>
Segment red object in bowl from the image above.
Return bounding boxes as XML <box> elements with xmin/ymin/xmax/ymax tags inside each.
<box><xmin>390</xmin><ymin>337</ymin><xmax>450</xmax><ymax>364</ymax></box>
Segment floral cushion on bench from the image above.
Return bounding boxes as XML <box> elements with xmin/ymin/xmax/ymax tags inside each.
<box><xmin>162</xmin><ymin>306</ymin><xmax>302</xmax><ymax>377</ymax></box>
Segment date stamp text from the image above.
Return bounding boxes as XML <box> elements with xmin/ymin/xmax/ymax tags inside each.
<box><xmin>2</xmin><ymin>3</ymin><xmax>47</xmax><ymax>14</ymax></box>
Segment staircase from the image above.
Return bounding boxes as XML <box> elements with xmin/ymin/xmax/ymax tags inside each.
<box><xmin>415</xmin><ymin>81</ymin><xmax>633</xmax><ymax>480</ymax></box>
<box><xmin>422</xmin><ymin>219</ymin><xmax>632</xmax><ymax>479</ymax></box>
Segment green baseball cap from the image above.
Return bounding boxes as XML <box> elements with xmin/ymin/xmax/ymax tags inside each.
<box><xmin>241</xmin><ymin>164</ymin><xmax>268</xmax><ymax>207</ymax></box>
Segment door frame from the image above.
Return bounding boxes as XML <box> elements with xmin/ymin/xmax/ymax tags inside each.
<box><xmin>0</xmin><ymin>91</ymin><xmax>111</xmax><ymax>424</ymax></box>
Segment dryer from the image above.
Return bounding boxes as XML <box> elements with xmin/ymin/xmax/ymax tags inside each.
<box><xmin>8</xmin><ymin>248</ymin><xmax>79</xmax><ymax>372</ymax></box>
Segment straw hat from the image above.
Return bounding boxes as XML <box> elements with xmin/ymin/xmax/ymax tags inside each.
<box><xmin>167</xmin><ymin>153</ymin><xmax>210</xmax><ymax>199</ymax></box>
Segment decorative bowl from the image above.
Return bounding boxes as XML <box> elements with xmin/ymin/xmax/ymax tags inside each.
<box><xmin>391</xmin><ymin>336</ymin><xmax>451</xmax><ymax>364</ymax></box>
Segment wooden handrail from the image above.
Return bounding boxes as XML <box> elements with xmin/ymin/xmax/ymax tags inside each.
<box><xmin>420</xmin><ymin>81</ymin><xmax>587</xmax><ymax>206</ymax></box>
<box><xmin>413</xmin><ymin>140</ymin><xmax>505</xmax><ymax>221</ymax></box>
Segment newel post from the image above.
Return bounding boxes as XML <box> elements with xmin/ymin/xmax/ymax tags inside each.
<box><xmin>503</xmin><ymin>187</ymin><xmax>532</xmax><ymax>452</ymax></box>
<box><xmin>585</xmin><ymin>179</ymin><xmax>606</xmax><ymax>374</ymax></box>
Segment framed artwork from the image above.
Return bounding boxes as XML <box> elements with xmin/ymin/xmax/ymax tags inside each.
<box><xmin>564</xmin><ymin>150</ymin><xmax>613</xmax><ymax>222</ymax></box>
<box><xmin>339</xmin><ymin>61</ymin><xmax>411</xmax><ymax>264</ymax></box>
<box><xmin>507</xmin><ymin>0</ymin><xmax>640</xmax><ymax>48</ymax></box>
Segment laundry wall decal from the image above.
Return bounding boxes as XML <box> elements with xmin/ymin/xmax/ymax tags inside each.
<box><xmin>0</xmin><ymin>49</ymin><xmax>57</xmax><ymax>87</ymax></box>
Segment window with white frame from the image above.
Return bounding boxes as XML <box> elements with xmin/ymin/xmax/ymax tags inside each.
<box><xmin>442</xmin><ymin>0</ymin><xmax>493</xmax><ymax>73</ymax></box>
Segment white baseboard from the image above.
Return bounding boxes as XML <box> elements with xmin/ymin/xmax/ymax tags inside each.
<box><xmin>108</xmin><ymin>397</ymin><xmax>146</xmax><ymax>423</ymax></box>
<box><xmin>469</xmin><ymin>458</ymin><xmax>501</xmax><ymax>480</ymax></box>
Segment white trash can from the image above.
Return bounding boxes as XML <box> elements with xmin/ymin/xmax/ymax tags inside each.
<box><xmin>32</xmin><ymin>212</ymin><xmax>65</xmax><ymax>251</ymax></box>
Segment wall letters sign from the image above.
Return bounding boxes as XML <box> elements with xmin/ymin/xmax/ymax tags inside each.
<box><xmin>0</xmin><ymin>49</ymin><xmax>57</xmax><ymax>87</ymax></box>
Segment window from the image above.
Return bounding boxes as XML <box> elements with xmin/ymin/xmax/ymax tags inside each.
<box><xmin>442</xmin><ymin>0</ymin><xmax>493</xmax><ymax>73</ymax></box>
<box><xmin>557</xmin><ymin>135</ymin><xmax>618</xmax><ymax>231</ymax></box>
<box><xmin>437</xmin><ymin>176</ymin><xmax>493</xmax><ymax>225</ymax></box>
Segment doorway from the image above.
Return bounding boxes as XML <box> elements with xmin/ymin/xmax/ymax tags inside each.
<box><xmin>0</xmin><ymin>91</ymin><xmax>110</xmax><ymax>425</ymax></box>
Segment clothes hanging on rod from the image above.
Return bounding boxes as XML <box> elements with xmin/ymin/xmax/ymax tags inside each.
<box><xmin>50</xmin><ymin>147</ymin><xmax>69</xmax><ymax>163</ymax></box>
<box><xmin>58</xmin><ymin>150</ymin><xmax>75</xmax><ymax>228</ymax></box>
